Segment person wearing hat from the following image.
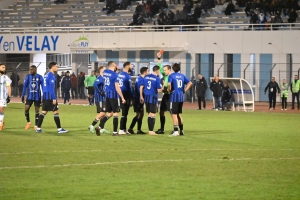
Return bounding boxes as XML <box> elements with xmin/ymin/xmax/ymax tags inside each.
<box><xmin>61</xmin><ymin>71</ymin><xmax>72</xmax><ymax>105</ymax></box>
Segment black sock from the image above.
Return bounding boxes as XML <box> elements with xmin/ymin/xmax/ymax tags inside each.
<box><xmin>137</xmin><ymin>117</ymin><xmax>142</xmax><ymax>131</ymax></box>
<box><xmin>113</xmin><ymin>116</ymin><xmax>118</xmax><ymax>133</ymax></box>
<box><xmin>129</xmin><ymin>116</ymin><xmax>137</xmax><ymax>129</ymax></box>
<box><xmin>99</xmin><ymin>115</ymin><xmax>109</xmax><ymax>129</ymax></box>
<box><xmin>25</xmin><ymin>112</ymin><xmax>30</xmax><ymax>123</ymax></box>
<box><xmin>120</xmin><ymin>116</ymin><xmax>125</xmax><ymax>130</ymax></box>
<box><xmin>37</xmin><ymin>113</ymin><xmax>45</xmax><ymax>128</ymax></box>
<box><xmin>88</xmin><ymin>97</ymin><xmax>91</xmax><ymax>104</ymax></box>
<box><xmin>124</xmin><ymin>117</ymin><xmax>127</xmax><ymax>130</ymax></box>
<box><xmin>91</xmin><ymin>119</ymin><xmax>99</xmax><ymax>126</ymax></box>
<box><xmin>148</xmin><ymin>116</ymin><xmax>155</xmax><ymax>131</ymax></box>
<box><xmin>35</xmin><ymin>112</ymin><xmax>39</xmax><ymax>126</ymax></box>
<box><xmin>174</xmin><ymin>125</ymin><xmax>179</xmax><ymax>132</ymax></box>
<box><xmin>54</xmin><ymin>114</ymin><xmax>61</xmax><ymax>129</ymax></box>
<box><xmin>179</xmin><ymin>124</ymin><xmax>183</xmax><ymax>132</ymax></box>
<box><xmin>160</xmin><ymin>115</ymin><xmax>165</xmax><ymax>131</ymax></box>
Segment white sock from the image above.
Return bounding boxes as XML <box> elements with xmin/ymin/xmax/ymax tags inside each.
<box><xmin>0</xmin><ymin>114</ymin><xmax>4</xmax><ymax>124</ymax></box>
<box><xmin>58</xmin><ymin>128</ymin><xmax>62</xmax><ymax>131</ymax></box>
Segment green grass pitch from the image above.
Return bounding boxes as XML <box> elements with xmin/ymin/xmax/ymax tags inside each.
<box><xmin>0</xmin><ymin>103</ymin><xmax>299</xmax><ymax>200</ymax></box>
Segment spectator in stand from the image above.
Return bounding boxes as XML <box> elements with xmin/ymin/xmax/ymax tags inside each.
<box><xmin>78</xmin><ymin>72</ymin><xmax>86</xmax><ymax>99</ymax></box>
<box><xmin>288</xmin><ymin>8</ymin><xmax>298</xmax><ymax>23</ymax></box>
<box><xmin>193</xmin><ymin>4</ymin><xmax>202</xmax><ymax>19</ymax></box>
<box><xmin>273</xmin><ymin>11</ymin><xmax>283</xmax><ymax>28</ymax></box>
<box><xmin>200</xmin><ymin>0</ymin><xmax>215</xmax><ymax>14</ymax></box>
<box><xmin>249</xmin><ymin>10</ymin><xmax>258</xmax><ymax>23</ymax></box>
<box><xmin>258</xmin><ymin>13</ymin><xmax>267</xmax><ymax>24</ymax></box>
<box><xmin>210</xmin><ymin>75</ymin><xmax>224</xmax><ymax>111</ymax></box>
<box><xmin>54</xmin><ymin>0</ymin><xmax>67</xmax><ymax>4</ymax></box>
<box><xmin>183</xmin><ymin>2</ymin><xmax>192</xmax><ymax>13</ymax></box>
<box><xmin>196</xmin><ymin>74</ymin><xmax>207</xmax><ymax>110</ymax></box>
<box><xmin>71</xmin><ymin>72</ymin><xmax>78</xmax><ymax>99</ymax></box>
<box><xmin>245</xmin><ymin>0</ymin><xmax>257</xmax><ymax>16</ymax></box>
<box><xmin>221</xmin><ymin>83</ymin><xmax>231</xmax><ymax>110</ymax></box>
<box><xmin>264</xmin><ymin>77</ymin><xmax>280</xmax><ymax>110</ymax></box>
<box><xmin>129</xmin><ymin>12</ymin><xmax>139</xmax><ymax>26</ymax></box>
<box><xmin>174</xmin><ymin>10</ymin><xmax>181</xmax><ymax>24</ymax></box>
<box><xmin>167</xmin><ymin>10</ymin><xmax>175</xmax><ymax>21</ymax></box>
<box><xmin>10</xmin><ymin>70</ymin><xmax>20</xmax><ymax>97</ymax></box>
<box><xmin>180</xmin><ymin>9</ymin><xmax>187</xmax><ymax>23</ymax></box>
<box><xmin>225</xmin><ymin>1</ymin><xmax>236</xmax><ymax>16</ymax></box>
<box><xmin>61</xmin><ymin>71</ymin><xmax>72</xmax><ymax>105</ymax></box>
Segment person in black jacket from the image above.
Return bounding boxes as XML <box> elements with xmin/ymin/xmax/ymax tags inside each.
<box><xmin>61</xmin><ymin>71</ymin><xmax>72</xmax><ymax>105</ymax></box>
<box><xmin>196</xmin><ymin>74</ymin><xmax>208</xmax><ymax>110</ymax></box>
<box><xmin>264</xmin><ymin>77</ymin><xmax>280</xmax><ymax>110</ymax></box>
<box><xmin>210</xmin><ymin>75</ymin><xmax>224</xmax><ymax>110</ymax></box>
<box><xmin>222</xmin><ymin>83</ymin><xmax>231</xmax><ymax>110</ymax></box>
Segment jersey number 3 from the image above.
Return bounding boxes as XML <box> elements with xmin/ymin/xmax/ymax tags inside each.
<box><xmin>147</xmin><ymin>81</ymin><xmax>151</xmax><ymax>89</ymax></box>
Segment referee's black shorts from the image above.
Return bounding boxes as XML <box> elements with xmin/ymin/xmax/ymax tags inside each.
<box><xmin>105</xmin><ymin>98</ymin><xmax>120</xmax><ymax>113</ymax></box>
<box><xmin>160</xmin><ymin>94</ymin><xmax>170</xmax><ymax>112</ymax></box>
<box><xmin>87</xmin><ymin>86</ymin><xmax>94</xmax><ymax>96</ymax></box>
<box><xmin>169</xmin><ymin>102</ymin><xmax>183</xmax><ymax>115</ymax></box>
<box><xmin>42</xmin><ymin>100</ymin><xmax>58</xmax><ymax>112</ymax></box>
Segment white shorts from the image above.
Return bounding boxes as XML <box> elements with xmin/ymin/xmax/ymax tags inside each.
<box><xmin>0</xmin><ymin>99</ymin><xmax>7</xmax><ymax>107</ymax></box>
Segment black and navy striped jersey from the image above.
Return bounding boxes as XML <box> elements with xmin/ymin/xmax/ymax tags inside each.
<box><xmin>168</xmin><ymin>72</ymin><xmax>190</xmax><ymax>102</ymax></box>
<box><xmin>43</xmin><ymin>72</ymin><xmax>56</xmax><ymax>100</ymax></box>
<box><xmin>103</xmin><ymin>69</ymin><xmax>119</xmax><ymax>99</ymax></box>
<box><xmin>21</xmin><ymin>74</ymin><xmax>44</xmax><ymax>101</ymax></box>
<box><xmin>94</xmin><ymin>75</ymin><xmax>105</xmax><ymax>103</ymax></box>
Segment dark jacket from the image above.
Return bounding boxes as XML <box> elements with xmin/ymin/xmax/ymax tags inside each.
<box><xmin>210</xmin><ymin>80</ymin><xmax>224</xmax><ymax>98</ymax></box>
<box><xmin>71</xmin><ymin>75</ymin><xmax>78</xmax><ymax>88</ymax></box>
<box><xmin>222</xmin><ymin>86</ymin><xmax>231</xmax><ymax>101</ymax></box>
<box><xmin>264</xmin><ymin>81</ymin><xmax>280</xmax><ymax>94</ymax></box>
<box><xmin>78</xmin><ymin>75</ymin><xmax>85</xmax><ymax>87</ymax></box>
<box><xmin>10</xmin><ymin>73</ymin><xmax>20</xmax><ymax>87</ymax></box>
<box><xmin>196</xmin><ymin>77</ymin><xmax>208</xmax><ymax>97</ymax></box>
<box><xmin>61</xmin><ymin>75</ymin><xmax>72</xmax><ymax>90</ymax></box>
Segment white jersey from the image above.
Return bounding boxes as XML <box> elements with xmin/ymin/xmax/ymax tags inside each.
<box><xmin>0</xmin><ymin>74</ymin><xmax>12</xmax><ymax>100</ymax></box>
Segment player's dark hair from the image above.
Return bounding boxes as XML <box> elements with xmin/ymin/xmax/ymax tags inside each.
<box><xmin>153</xmin><ymin>65</ymin><xmax>160</xmax><ymax>72</ymax></box>
<box><xmin>164</xmin><ymin>65</ymin><xmax>171</xmax><ymax>70</ymax></box>
<box><xmin>140</xmin><ymin>67</ymin><xmax>148</xmax><ymax>74</ymax></box>
<box><xmin>31</xmin><ymin>65</ymin><xmax>37</xmax><ymax>68</ymax></box>
<box><xmin>108</xmin><ymin>61</ymin><xmax>115</xmax><ymax>67</ymax></box>
<box><xmin>0</xmin><ymin>63</ymin><xmax>4</xmax><ymax>66</ymax></box>
<box><xmin>98</xmin><ymin>66</ymin><xmax>105</xmax><ymax>72</ymax></box>
<box><xmin>123</xmin><ymin>62</ymin><xmax>131</xmax><ymax>68</ymax></box>
<box><xmin>48</xmin><ymin>62</ymin><xmax>57</xmax><ymax>69</ymax></box>
<box><xmin>172</xmin><ymin>63</ymin><xmax>180</xmax><ymax>72</ymax></box>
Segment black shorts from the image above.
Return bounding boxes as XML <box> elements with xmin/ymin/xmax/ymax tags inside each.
<box><xmin>26</xmin><ymin>99</ymin><xmax>41</xmax><ymax>107</ymax></box>
<box><xmin>120</xmin><ymin>98</ymin><xmax>131</xmax><ymax>111</ymax></box>
<box><xmin>96</xmin><ymin>101</ymin><xmax>106</xmax><ymax>113</ymax></box>
<box><xmin>160</xmin><ymin>94</ymin><xmax>170</xmax><ymax>112</ymax></box>
<box><xmin>88</xmin><ymin>87</ymin><xmax>94</xmax><ymax>95</ymax></box>
<box><xmin>170</xmin><ymin>102</ymin><xmax>183</xmax><ymax>115</ymax></box>
<box><xmin>42</xmin><ymin>100</ymin><xmax>59</xmax><ymax>112</ymax></box>
<box><xmin>105</xmin><ymin>98</ymin><xmax>120</xmax><ymax>113</ymax></box>
<box><xmin>145</xmin><ymin>102</ymin><xmax>158</xmax><ymax>114</ymax></box>
<box><xmin>134</xmin><ymin>102</ymin><xmax>144</xmax><ymax>112</ymax></box>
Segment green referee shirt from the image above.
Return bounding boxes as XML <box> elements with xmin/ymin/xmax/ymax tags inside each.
<box><xmin>84</xmin><ymin>75</ymin><xmax>96</xmax><ymax>87</ymax></box>
<box><xmin>158</xmin><ymin>63</ymin><xmax>169</xmax><ymax>94</ymax></box>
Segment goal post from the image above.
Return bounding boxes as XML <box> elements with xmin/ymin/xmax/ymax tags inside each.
<box><xmin>210</xmin><ymin>77</ymin><xmax>255</xmax><ymax>112</ymax></box>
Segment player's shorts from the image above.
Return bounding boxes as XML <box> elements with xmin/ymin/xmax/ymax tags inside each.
<box><xmin>120</xmin><ymin>97</ymin><xmax>131</xmax><ymax>111</ymax></box>
<box><xmin>26</xmin><ymin>99</ymin><xmax>41</xmax><ymax>107</ymax></box>
<box><xmin>169</xmin><ymin>102</ymin><xmax>183</xmax><ymax>115</ymax></box>
<box><xmin>42</xmin><ymin>100</ymin><xmax>59</xmax><ymax>112</ymax></box>
<box><xmin>88</xmin><ymin>87</ymin><xmax>94</xmax><ymax>96</ymax></box>
<box><xmin>0</xmin><ymin>99</ymin><xmax>7</xmax><ymax>107</ymax></box>
<box><xmin>160</xmin><ymin>94</ymin><xmax>170</xmax><ymax>112</ymax></box>
<box><xmin>134</xmin><ymin>101</ymin><xmax>144</xmax><ymax>112</ymax></box>
<box><xmin>105</xmin><ymin>98</ymin><xmax>120</xmax><ymax>113</ymax></box>
<box><xmin>145</xmin><ymin>102</ymin><xmax>158</xmax><ymax>114</ymax></box>
<box><xmin>96</xmin><ymin>101</ymin><xmax>106</xmax><ymax>113</ymax></box>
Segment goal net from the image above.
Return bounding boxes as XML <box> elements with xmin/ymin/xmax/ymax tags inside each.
<box><xmin>210</xmin><ymin>77</ymin><xmax>255</xmax><ymax>112</ymax></box>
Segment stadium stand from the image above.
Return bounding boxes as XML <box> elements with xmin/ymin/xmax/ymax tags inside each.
<box><xmin>0</xmin><ymin>0</ymin><xmax>299</xmax><ymax>28</ymax></box>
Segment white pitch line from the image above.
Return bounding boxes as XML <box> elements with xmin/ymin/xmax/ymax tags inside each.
<box><xmin>0</xmin><ymin>148</ymin><xmax>296</xmax><ymax>155</ymax></box>
<box><xmin>207</xmin><ymin>157</ymin><xmax>300</xmax><ymax>161</ymax></box>
<box><xmin>0</xmin><ymin>159</ymin><xmax>192</xmax><ymax>170</ymax></box>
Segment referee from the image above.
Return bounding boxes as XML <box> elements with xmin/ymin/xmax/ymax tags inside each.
<box><xmin>84</xmin><ymin>70</ymin><xmax>96</xmax><ymax>106</ymax></box>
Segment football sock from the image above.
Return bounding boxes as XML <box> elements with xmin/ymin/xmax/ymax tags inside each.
<box><xmin>54</xmin><ymin>114</ymin><xmax>61</xmax><ymax>129</ymax></box>
<box><xmin>0</xmin><ymin>114</ymin><xmax>4</xmax><ymax>124</ymax></box>
<box><xmin>91</xmin><ymin>119</ymin><xmax>99</xmax><ymax>126</ymax></box>
<box><xmin>129</xmin><ymin>116</ymin><xmax>137</xmax><ymax>129</ymax></box>
<box><xmin>25</xmin><ymin>112</ymin><xmax>30</xmax><ymax>123</ymax></box>
<box><xmin>35</xmin><ymin>112</ymin><xmax>39</xmax><ymax>126</ymax></box>
<box><xmin>137</xmin><ymin>117</ymin><xmax>143</xmax><ymax>131</ymax></box>
<box><xmin>99</xmin><ymin>115</ymin><xmax>110</xmax><ymax>129</ymax></box>
<box><xmin>113</xmin><ymin>116</ymin><xmax>118</xmax><ymax>133</ymax></box>
<box><xmin>37</xmin><ymin>113</ymin><xmax>45</xmax><ymax>128</ymax></box>
<box><xmin>160</xmin><ymin>115</ymin><xmax>165</xmax><ymax>131</ymax></box>
<box><xmin>124</xmin><ymin>116</ymin><xmax>128</xmax><ymax>131</ymax></box>
<box><xmin>88</xmin><ymin>97</ymin><xmax>91</xmax><ymax>105</ymax></box>
<box><xmin>148</xmin><ymin>116</ymin><xmax>155</xmax><ymax>131</ymax></box>
<box><xmin>179</xmin><ymin>124</ymin><xmax>183</xmax><ymax>131</ymax></box>
<box><xmin>120</xmin><ymin>116</ymin><xmax>125</xmax><ymax>130</ymax></box>
<box><xmin>174</xmin><ymin>126</ymin><xmax>179</xmax><ymax>132</ymax></box>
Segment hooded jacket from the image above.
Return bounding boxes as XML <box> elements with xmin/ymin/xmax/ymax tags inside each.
<box><xmin>196</xmin><ymin>77</ymin><xmax>208</xmax><ymax>97</ymax></box>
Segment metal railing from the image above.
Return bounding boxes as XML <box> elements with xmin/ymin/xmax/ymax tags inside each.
<box><xmin>0</xmin><ymin>23</ymin><xmax>299</xmax><ymax>33</ymax></box>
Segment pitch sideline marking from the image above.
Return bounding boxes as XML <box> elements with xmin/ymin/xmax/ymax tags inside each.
<box><xmin>0</xmin><ymin>148</ymin><xmax>296</xmax><ymax>155</ymax></box>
